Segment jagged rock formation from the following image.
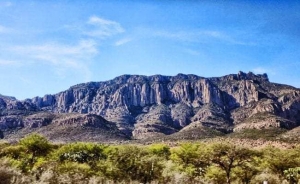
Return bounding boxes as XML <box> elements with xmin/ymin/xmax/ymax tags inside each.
<box><xmin>1</xmin><ymin>71</ymin><xmax>300</xmax><ymax>141</ymax></box>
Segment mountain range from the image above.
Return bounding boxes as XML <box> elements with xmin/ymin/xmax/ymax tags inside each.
<box><xmin>1</xmin><ymin>71</ymin><xmax>300</xmax><ymax>143</ymax></box>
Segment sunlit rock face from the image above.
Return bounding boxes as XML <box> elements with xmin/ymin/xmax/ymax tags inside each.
<box><xmin>1</xmin><ymin>71</ymin><xmax>300</xmax><ymax>140</ymax></box>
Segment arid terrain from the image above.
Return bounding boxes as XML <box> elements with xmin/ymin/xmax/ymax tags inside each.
<box><xmin>0</xmin><ymin>71</ymin><xmax>300</xmax><ymax>145</ymax></box>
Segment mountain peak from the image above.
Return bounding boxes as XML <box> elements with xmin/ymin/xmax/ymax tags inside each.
<box><xmin>237</xmin><ymin>71</ymin><xmax>269</xmax><ymax>82</ymax></box>
<box><xmin>1</xmin><ymin>71</ymin><xmax>300</xmax><ymax>142</ymax></box>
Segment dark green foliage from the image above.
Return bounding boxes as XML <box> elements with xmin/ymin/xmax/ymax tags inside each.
<box><xmin>102</xmin><ymin>145</ymin><xmax>165</xmax><ymax>183</ymax></box>
<box><xmin>19</xmin><ymin>133</ymin><xmax>52</xmax><ymax>157</ymax></box>
<box><xmin>147</xmin><ymin>143</ymin><xmax>171</xmax><ymax>159</ymax></box>
<box><xmin>55</xmin><ymin>142</ymin><xmax>107</xmax><ymax>163</ymax></box>
<box><xmin>284</xmin><ymin>167</ymin><xmax>300</xmax><ymax>184</ymax></box>
<box><xmin>208</xmin><ymin>143</ymin><xmax>261</xmax><ymax>184</ymax></box>
<box><xmin>171</xmin><ymin>143</ymin><xmax>210</xmax><ymax>178</ymax></box>
<box><xmin>0</xmin><ymin>134</ymin><xmax>300</xmax><ymax>183</ymax></box>
<box><xmin>262</xmin><ymin>146</ymin><xmax>300</xmax><ymax>178</ymax></box>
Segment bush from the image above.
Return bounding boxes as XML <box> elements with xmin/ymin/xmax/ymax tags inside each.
<box><xmin>104</xmin><ymin>145</ymin><xmax>166</xmax><ymax>183</ymax></box>
<box><xmin>19</xmin><ymin>133</ymin><xmax>52</xmax><ymax>157</ymax></box>
<box><xmin>54</xmin><ymin>142</ymin><xmax>107</xmax><ymax>164</ymax></box>
<box><xmin>147</xmin><ymin>143</ymin><xmax>171</xmax><ymax>159</ymax></box>
<box><xmin>170</xmin><ymin>143</ymin><xmax>210</xmax><ymax>179</ymax></box>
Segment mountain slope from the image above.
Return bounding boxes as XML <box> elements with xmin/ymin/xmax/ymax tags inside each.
<box><xmin>1</xmin><ymin>71</ymin><xmax>300</xmax><ymax>141</ymax></box>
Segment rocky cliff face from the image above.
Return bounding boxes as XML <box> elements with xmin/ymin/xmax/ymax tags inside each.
<box><xmin>1</xmin><ymin>71</ymin><xmax>300</xmax><ymax>141</ymax></box>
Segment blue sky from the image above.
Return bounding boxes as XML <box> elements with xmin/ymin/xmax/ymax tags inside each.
<box><xmin>0</xmin><ymin>0</ymin><xmax>300</xmax><ymax>100</ymax></box>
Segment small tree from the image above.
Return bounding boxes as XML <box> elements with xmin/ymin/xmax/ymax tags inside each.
<box><xmin>19</xmin><ymin>133</ymin><xmax>51</xmax><ymax>158</ymax></box>
<box><xmin>209</xmin><ymin>143</ymin><xmax>259</xmax><ymax>184</ymax></box>
<box><xmin>263</xmin><ymin>146</ymin><xmax>300</xmax><ymax>178</ymax></box>
<box><xmin>104</xmin><ymin>145</ymin><xmax>165</xmax><ymax>183</ymax></box>
<box><xmin>147</xmin><ymin>143</ymin><xmax>171</xmax><ymax>159</ymax></box>
<box><xmin>3</xmin><ymin>133</ymin><xmax>53</xmax><ymax>172</ymax></box>
<box><xmin>171</xmin><ymin>143</ymin><xmax>210</xmax><ymax>179</ymax></box>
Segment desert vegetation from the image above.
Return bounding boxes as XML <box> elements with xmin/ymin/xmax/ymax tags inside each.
<box><xmin>0</xmin><ymin>134</ymin><xmax>299</xmax><ymax>184</ymax></box>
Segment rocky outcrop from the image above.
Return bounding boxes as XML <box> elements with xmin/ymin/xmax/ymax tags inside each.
<box><xmin>27</xmin><ymin>74</ymin><xmax>229</xmax><ymax>137</ymax></box>
<box><xmin>1</xmin><ymin>71</ymin><xmax>300</xmax><ymax>141</ymax></box>
<box><xmin>233</xmin><ymin>113</ymin><xmax>296</xmax><ymax>131</ymax></box>
<box><xmin>132</xmin><ymin>104</ymin><xmax>178</xmax><ymax>139</ymax></box>
<box><xmin>0</xmin><ymin>115</ymin><xmax>23</xmax><ymax>130</ymax></box>
<box><xmin>0</xmin><ymin>95</ymin><xmax>38</xmax><ymax>117</ymax></box>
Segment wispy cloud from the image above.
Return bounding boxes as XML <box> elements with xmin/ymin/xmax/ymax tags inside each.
<box><xmin>0</xmin><ymin>15</ymin><xmax>125</xmax><ymax>82</ymax></box>
<box><xmin>0</xmin><ymin>59</ymin><xmax>19</xmax><ymax>66</ymax></box>
<box><xmin>19</xmin><ymin>77</ymin><xmax>33</xmax><ymax>85</ymax></box>
<box><xmin>84</xmin><ymin>16</ymin><xmax>125</xmax><ymax>38</ymax></box>
<box><xmin>252</xmin><ymin>67</ymin><xmax>275</xmax><ymax>75</ymax></box>
<box><xmin>154</xmin><ymin>30</ymin><xmax>255</xmax><ymax>46</ymax></box>
<box><xmin>8</xmin><ymin>39</ymin><xmax>97</xmax><ymax>80</ymax></box>
<box><xmin>13</xmin><ymin>39</ymin><xmax>97</xmax><ymax>59</ymax></box>
<box><xmin>115</xmin><ymin>38</ymin><xmax>132</xmax><ymax>46</ymax></box>
<box><xmin>252</xmin><ymin>67</ymin><xmax>267</xmax><ymax>74</ymax></box>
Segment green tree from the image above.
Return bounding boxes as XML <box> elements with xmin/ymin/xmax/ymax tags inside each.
<box><xmin>205</xmin><ymin>165</ymin><xmax>227</xmax><ymax>184</ymax></box>
<box><xmin>0</xmin><ymin>134</ymin><xmax>52</xmax><ymax>172</ymax></box>
<box><xmin>147</xmin><ymin>143</ymin><xmax>171</xmax><ymax>159</ymax></box>
<box><xmin>171</xmin><ymin>143</ymin><xmax>210</xmax><ymax>179</ymax></box>
<box><xmin>19</xmin><ymin>133</ymin><xmax>52</xmax><ymax>157</ymax></box>
<box><xmin>208</xmin><ymin>143</ymin><xmax>259</xmax><ymax>184</ymax></box>
<box><xmin>263</xmin><ymin>146</ymin><xmax>300</xmax><ymax>178</ymax></box>
<box><xmin>233</xmin><ymin>161</ymin><xmax>260</xmax><ymax>184</ymax></box>
<box><xmin>53</xmin><ymin>142</ymin><xmax>107</xmax><ymax>171</ymax></box>
<box><xmin>104</xmin><ymin>145</ymin><xmax>165</xmax><ymax>183</ymax></box>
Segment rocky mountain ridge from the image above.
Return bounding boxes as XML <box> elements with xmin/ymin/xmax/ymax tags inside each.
<box><xmin>1</xmin><ymin>71</ymin><xmax>300</xmax><ymax>142</ymax></box>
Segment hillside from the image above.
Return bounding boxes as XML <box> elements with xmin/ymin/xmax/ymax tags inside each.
<box><xmin>1</xmin><ymin>71</ymin><xmax>300</xmax><ymax>142</ymax></box>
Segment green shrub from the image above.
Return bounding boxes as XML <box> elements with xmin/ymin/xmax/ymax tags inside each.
<box><xmin>53</xmin><ymin>142</ymin><xmax>107</xmax><ymax>165</ymax></box>
<box><xmin>147</xmin><ymin>143</ymin><xmax>171</xmax><ymax>159</ymax></box>
<box><xmin>170</xmin><ymin>143</ymin><xmax>210</xmax><ymax>178</ymax></box>
<box><xmin>19</xmin><ymin>133</ymin><xmax>52</xmax><ymax>157</ymax></box>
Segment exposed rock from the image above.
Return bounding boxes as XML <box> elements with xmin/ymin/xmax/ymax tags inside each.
<box><xmin>132</xmin><ymin>104</ymin><xmax>178</xmax><ymax>139</ymax></box>
<box><xmin>171</xmin><ymin>102</ymin><xmax>194</xmax><ymax>128</ymax></box>
<box><xmin>28</xmin><ymin>74</ymin><xmax>229</xmax><ymax>137</ymax></box>
<box><xmin>1</xmin><ymin>71</ymin><xmax>300</xmax><ymax>141</ymax></box>
<box><xmin>189</xmin><ymin>103</ymin><xmax>231</xmax><ymax>132</ymax></box>
<box><xmin>0</xmin><ymin>115</ymin><xmax>23</xmax><ymax>130</ymax></box>
<box><xmin>23</xmin><ymin>112</ymin><xmax>55</xmax><ymax>128</ymax></box>
<box><xmin>233</xmin><ymin>113</ymin><xmax>296</xmax><ymax>131</ymax></box>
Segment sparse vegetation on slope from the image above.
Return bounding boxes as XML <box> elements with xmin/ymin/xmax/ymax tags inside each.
<box><xmin>1</xmin><ymin>72</ymin><xmax>300</xmax><ymax>145</ymax></box>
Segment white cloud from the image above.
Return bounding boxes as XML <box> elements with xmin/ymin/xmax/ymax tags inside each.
<box><xmin>115</xmin><ymin>38</ymin><xmax>132</xmax><ymax>46</ymax></box>
<box><xmin>0</xmin><ymin>15</ymin><xmax>125</xmax><ymax>81</ymax></box>
<box><xmin>84</xmin><ymin>16</ymin><xmax>125</xmax><ymax>38</ymax></box>
<box><xmin>8</xmin><ymin>39</ymin><xmax>97</xmax><ymax>81</ymax></box>
<box><xmin>252</xmin><ymin>67</ymin><xmax>268</xmax><ymax>74</ymax></box>
<box><xmin>0</xmin><ymin>60</ymin><xmax>19</xmax><ymax>66</ymax></box>
<box><xmin>20</xmin><ymin>40</ymin><xmax>97</xmax><ymax>60</ymax></box>
<box><xmin>252</xmin><ymin>67</ymin><xmax>275</xmax><ymax>75</ymax></box>
<box><xmin>154</xmin><ymin>30</ymin><xmax>254</xmax><ymax>45</ymax></box>
<box><xmin>154</xmin><ymin>31</ymin><xmax>195</xmax><ymax>42</ymax></box>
